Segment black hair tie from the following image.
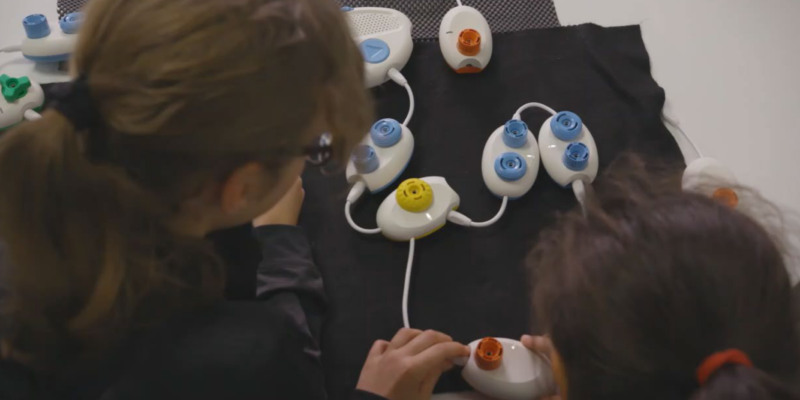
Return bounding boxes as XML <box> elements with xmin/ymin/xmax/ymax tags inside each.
<box><xmin>49</xmin><ymin>75</ymin><xmax>107</xmax><ymax>160</ymax></box>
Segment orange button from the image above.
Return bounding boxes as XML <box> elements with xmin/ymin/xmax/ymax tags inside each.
<box><xmin>712</xmin><ymin>187</ymin><xmax>739</xmax><ymax>208</ymax></box>
<box><xmin>475</xmin><ymin>337</ymin><xmax>503</xmax><ymax>370</ymax></box>
<box><xmin>458</xmin><ymin>29</ymin><xmax>481</xmax><ymax>56</ymax></box>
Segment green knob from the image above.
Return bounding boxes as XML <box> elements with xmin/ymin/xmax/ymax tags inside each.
<box><xmin>0</xmin><ymin>74</ymin><xmax>32</xmax><ymax>102</ymax></box>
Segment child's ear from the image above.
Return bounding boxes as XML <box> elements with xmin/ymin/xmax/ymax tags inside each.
<box><xmin>220</xmin><ymin>163</ymin><xmax>267</xmax><ymax>215</ymax></box>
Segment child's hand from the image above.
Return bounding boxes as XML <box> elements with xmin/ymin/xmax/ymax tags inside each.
<box><xmin>521</xmin><ymin>335</ymin><xmax>562</xmax><ymax>400</ymax></box>
<box><xmin>356</xmin><ymin>328</ymin><xmax>470</xmax><ymax>400</ymax></box>
<box><xmin>521</xmin><ymin>334</ymin><xmax>554</xmax><ymax>361</ymax></box>
<box><xmin>252</xmin><ymin>178</ymin><xmax>305</xmax><ymax>227</ymax></box>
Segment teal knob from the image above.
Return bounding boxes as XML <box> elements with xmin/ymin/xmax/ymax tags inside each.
<box><xmin>0</xmin><ymin>75</ymin><xmax>32</xmax><ymax>102</ymax></box>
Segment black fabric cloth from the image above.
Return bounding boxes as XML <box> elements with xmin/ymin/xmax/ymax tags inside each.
<box><xmin>299</xmin><ymin>24</ymin><xmax>684</xmax><ymax>398</ymax></box>
<box><xmin>0</xmin><ymin>226</ymin><xmax>329</xmax><ymax>400</ymax></box>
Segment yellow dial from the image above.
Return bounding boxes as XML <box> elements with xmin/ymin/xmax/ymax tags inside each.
<box><xmin>396</xmin><ymin>178</ymin><xmax>433</xmax><ymax>213</ymax></box>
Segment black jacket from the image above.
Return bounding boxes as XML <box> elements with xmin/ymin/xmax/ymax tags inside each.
<box><xmin>0</xmin><ymin>226</ymin><xmax>337</xmax><ymax>399</ymax></box>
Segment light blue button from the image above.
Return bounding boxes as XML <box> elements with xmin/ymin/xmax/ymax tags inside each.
<box><xmin>352</xmin><ymin>145</ymin><xmax>379</xmax><ymax>174</ymax></box>
<box><xmin>359</xmin><ymin>39</ymin><xmax>390</xmax><ymax>64</ymax></box>
<box><xmin>23</xmin><ymin>14</ymin><xmax>51</xmax><ymax>39</ymax></box>
<box><xmin>495</xmin><ymin>152</ymin><xmax>528</xmax><ymax>182</ymax></box>
<box><xmin>341</xmin><ymin>6</ymin><xmax>354</xmax><ymax>11</ymax></box>
<box><xmin>563</xmin><ymin>142</ymin><xmax>590</xmax><ymax>171</ymax></box>
<box><xmin>60</xmin><ymin>12</ymin><xmax>84</xmax><ymax>34</ymax></box>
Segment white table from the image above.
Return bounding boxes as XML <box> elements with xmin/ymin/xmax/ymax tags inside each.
<box><xmin>2</xmin><ymin>1</ymin><xmax>798</xmax><ymax>398</ymax></box>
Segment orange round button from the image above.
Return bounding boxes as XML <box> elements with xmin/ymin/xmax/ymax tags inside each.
<box><xmin>458</xmin><ymin>29</ymin><xmax>481</xmax><ymax>56</ymax></box>
<box><xmin>712</xmin><ymin>187</ymin><xmax>739</xmax><ymax>208</ymax></box>
<box><xmin>475</xmin><ymin>337</ymin><xmax>503</xmax><ymax>370</ymax></box>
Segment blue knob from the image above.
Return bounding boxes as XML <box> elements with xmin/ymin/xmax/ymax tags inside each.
<box><xmin>494</xmin><ymin>152</ymin><xmax>528</xmax><ymax>182</ymax></box>
<box><xmin>551</xmin><ymin>111</ymin><xmax>583</xmax><ymax>141</ymax></box>
<box><xmin>502</xmin><ymin>119</ymin><xmax>528</xmax><ymax>148</ymax></box>
<box><xmin>359</xmin><ymin>38</ymin><xmax>391</xmax><ymax>64</ymax></box>
<box><xmin>341</xmin><ymin>6</ymin><xmax>354</xmax><ymax>11</ymax></box>
<box><xmin>563</xmin><ymin>142</ymin><xmax>590</xmax><ymax>171</ymax></box>
<box><xmin>60</xmin><ymin>12</ymin><xmax>84</xmax><ymax>34</ymax></box>
<box><xmin>370</xmin><ymin>118</ymin><xmax>402</xmax><ymax>148</ymax></box>
<box><xmin>351</xmin><ymin>144</ymin><xmax>379</xmax><ymax>174</ymax></box>
<box><xmin>23</xmin><ymin>14</ymin><xmax>51</xmax><ymax>39</ymax></box>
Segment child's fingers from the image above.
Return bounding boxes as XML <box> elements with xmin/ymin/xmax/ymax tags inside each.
<box><xmin>521</xmin><ymin>335</ymin><xmax>554</xmax><ymax>359</ymax></box>
<box><xmin>368</xmin><ymin>339</ymin><xmax>389</xmax><ymax>357</ymax></box>
<box><xmin>388</xmin><ymin>328</ymin><xmax>423</xmax><ymax>350</ymax></box>
<box><xmin>413</xmin><ymin>342</ymin><xmax>471</xmax><ymax>370</ymax></box>
<box><xmin>402</xmin><ymin>330</ymin><xmax>452</xmax><ymax>356</ymax></box>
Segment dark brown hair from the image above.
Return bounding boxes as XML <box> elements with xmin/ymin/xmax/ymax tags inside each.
<box><xmin>0</xmin><ymin>0</ymin><xmax>371</xmax><ymax>369</ymax></box>
<box><xmin>530</xmin><ymin>156</ymin><xmax>800</xmax><ymax>399</ymax></box>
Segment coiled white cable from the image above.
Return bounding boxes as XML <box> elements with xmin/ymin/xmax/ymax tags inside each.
<box><xmin>402</xmin><ymin>237</ymin><xmax>415</xmax><ymax>328</ymax></box>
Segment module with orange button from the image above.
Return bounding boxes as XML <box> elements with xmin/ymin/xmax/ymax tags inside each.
<box><xmin>438</xmin><ymin>3</ymin><xmax>493</xmax><ymax>74</ymax></box>
<box><xmin>458</xmin><ymin>337</ymin><xmax>557</xmax><ymax>400</ymax></box>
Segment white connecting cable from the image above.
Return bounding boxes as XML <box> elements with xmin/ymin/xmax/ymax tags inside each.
<box><xmin>402</xmin><ymin>237</ymin><xmax>415</xmax><ymax>328</ymax></box>
<box><xmin>345</xmin><ymin>181</ymin><xmax>382</xmax><ymax>235</ymax></box>
<box><xmin>446</xmin><ymin>196</ymin><xmax>508</xmax><ymax>228</ymax></box>
<box><xmin>402</xmin><ymin>83</ymin><xmax>415</xmax><ymax>127</ymax></box>
<box><xmin>345</xmin><ymin>202</ymin><xmax>382</xmax><ymax>234</ymax></box>
<box><xmin>513</xmin><ymin>102</ymin><xmax>557</xmax><ymax>120</ymax></box>
<box><xmin>572</xmin><ymin>179</ymin><xmax>587</xmax><ymax>216</ymax></box>
<box><xmin>388</xmin><ymin>68</ymin><xmax>414</xmax><ymax>126</ymax></box>
<box><xmin>0</xmin><ymin>45</ymin><xmax>21</xmax><ymax>53</ymax></box>
<box><xmin>662</xmin><ymin>112</ymin><xmax>703</xmax><ymax>158</ymax></box>
<box><xmin>456</xmin><ymin>0</ymin><xmax>463</xmax><ymax>6</ymax></box>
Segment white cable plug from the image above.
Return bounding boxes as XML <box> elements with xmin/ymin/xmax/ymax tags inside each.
<box><xmin>23</xmin><ymin>109</ymin><xmax>42</xmax><ymax>121</ymax></box>
<box><xmin>388</xmin><ymin>68</ymin><xmax>415</xmax><ymax>127</ymax></box>
<box><xmin>402</xmin><ymin>237</ymin><xmax>415</xmax><ymax>328</ymax></box>
<box><xmin>447</xmin><ymin>196</ymin><xmax>508</xmax><ymax>228</ymax></box>
<box><xmin>345</xmin><ymin>181</ymin><xmax>382</xmax><ymax>235</ymax></box>
<box><xmin>513</xmin><ymin>102</ymin><xmax>557</xmax><ymax>120</ymax></box>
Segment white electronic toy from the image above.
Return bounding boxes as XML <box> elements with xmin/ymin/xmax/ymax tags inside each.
<box><xmin>537</xmin><ymin>110</ymin><xmax>599</xmax><ymax>189</ymax></box>
<box><xmin>439</xmin><ymin>1</ymin><xmax>493</xmax><ymax>73</ymax></box>
<box><xmin>376</xmin><ymin>177</ymin><xmax>460</xmax><ymax>242</ymax></box>
<box><xmin>664</xmin><ymin>114</ymin><xmax>741</xmax><ymax>209</ymax></box>
<box><xmin>0</xmin><ymin>75</ymin><xmax>44</xmax><ymax>132</ymax></box>
<box><xmin>455</xmin><ymin>337</ymin><xmax>556</xmax><ymax>400</ymax></box>
<box><xmin>0</xmin><ymin>13</ymin><xmax>84</xmax><ymax>63</ymax></box>
<box><xmin>481</xmin><ymin>119</ymin><xmax>540</xmax><ymax>199</ymax></box>
<box><xmin>346</xmin><ymin>119</ymin><xmax>415</xmax><ymax>195</ymax></box>
<box><xmin>343</xmin><ymin>7</ymin><xmax>413</xmax><ymax>88</ymax></box>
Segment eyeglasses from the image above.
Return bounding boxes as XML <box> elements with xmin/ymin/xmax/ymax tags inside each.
<box><xmin>305</xmin><ymin>132</ymin><xmax>333</xmax><ymax>166</ymax></box>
